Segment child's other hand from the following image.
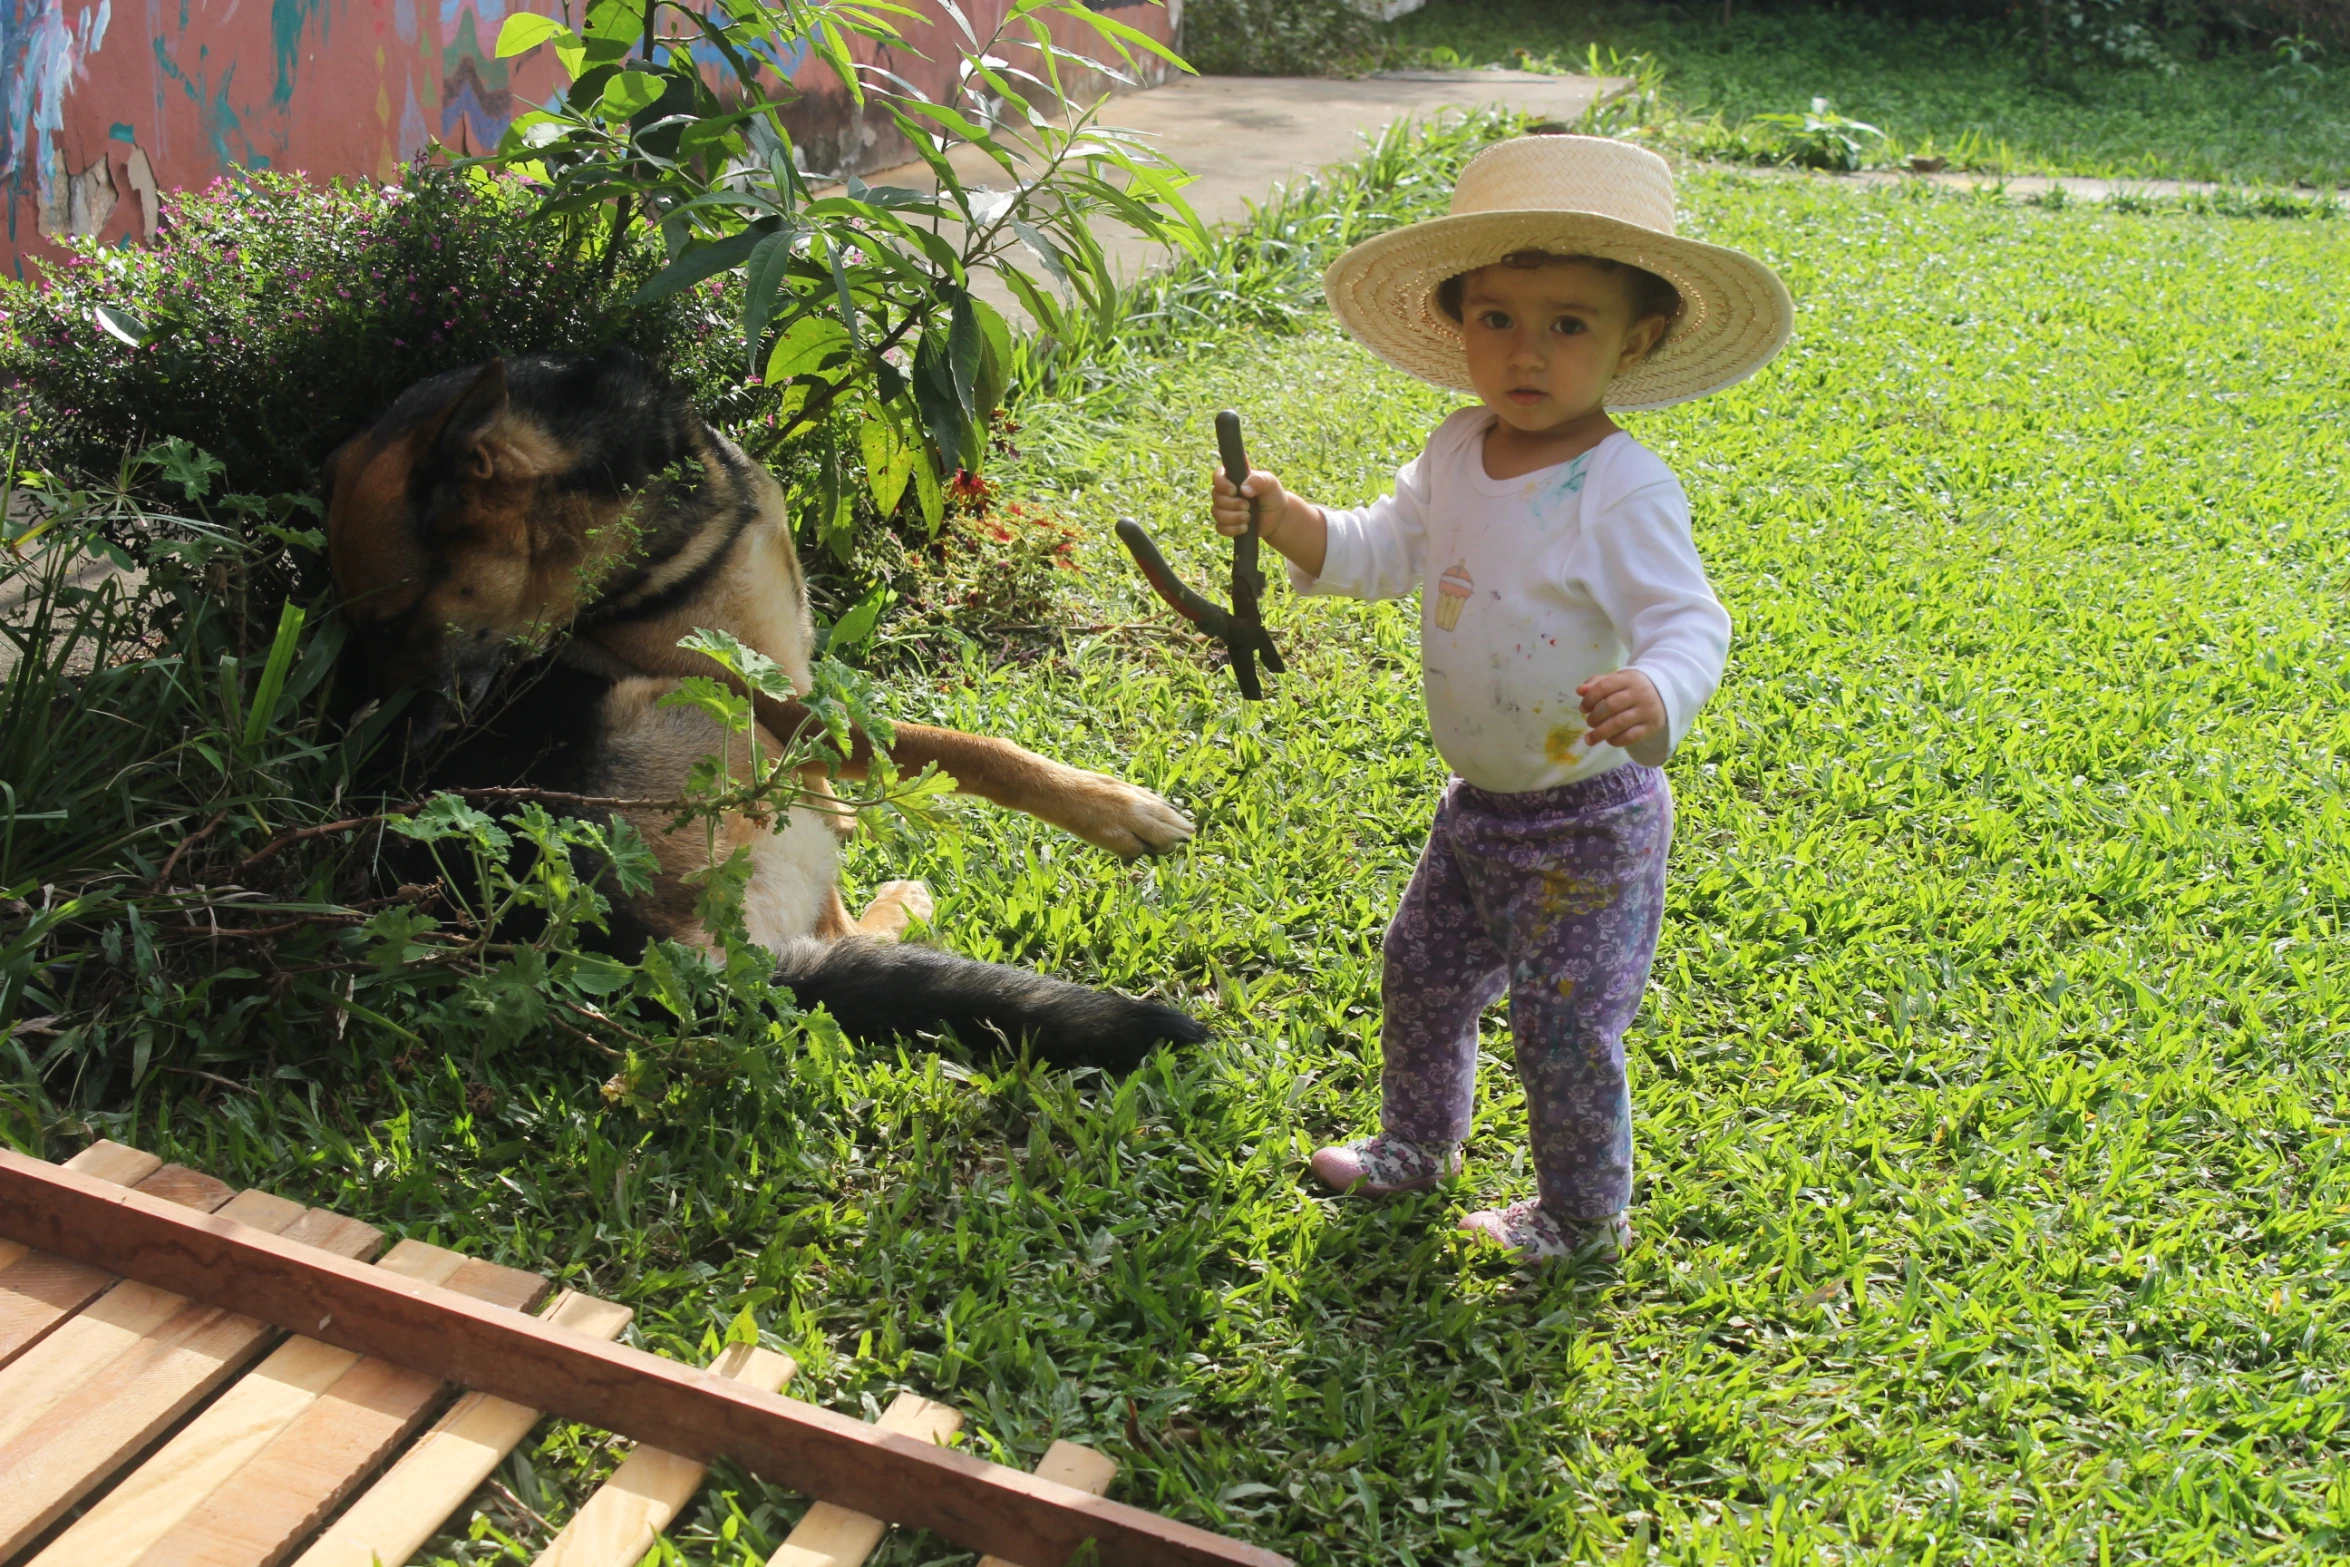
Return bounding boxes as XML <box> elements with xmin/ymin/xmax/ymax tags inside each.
<box><xmin>1577</xmin><ymin>669</ymin><xmax>1665</xmax><ymax>752</ymax></box>
<box><xmin>1211</xmin><ymin>467</ymin><xmax>1290</xmax><ymax>541</ymax></box>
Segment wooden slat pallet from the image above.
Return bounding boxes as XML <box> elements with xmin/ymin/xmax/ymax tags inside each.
<box><xmin>0</xmin><ymin>1144</ymin><xmax>1288</xmax><ymax>1567</ymax></box>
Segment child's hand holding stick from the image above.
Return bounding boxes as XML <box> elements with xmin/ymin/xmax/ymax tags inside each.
<box><xmin>1112</xmin><ymin>412</ymin><xmax>1291</xmax><ymax>701</ymax></box>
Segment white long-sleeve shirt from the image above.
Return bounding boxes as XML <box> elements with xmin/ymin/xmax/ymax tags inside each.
<box><xmin>1291</xmin><ymin>410</ymin><xmax>1730</xmax><ymax>793</ymax></box>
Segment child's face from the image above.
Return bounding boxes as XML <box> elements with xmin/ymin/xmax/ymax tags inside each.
<box><xmin>1457</xmin><ymin>262</ymin><xmax>1668</xmax><ymax>434</ymax></box>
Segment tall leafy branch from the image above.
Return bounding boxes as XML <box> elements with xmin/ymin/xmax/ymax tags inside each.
<box><xmin>490</xmin><ymin>0</ymin><xmax>1205</xmax><ymax>556</ymax></box>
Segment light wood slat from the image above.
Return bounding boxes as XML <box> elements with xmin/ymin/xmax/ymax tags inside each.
<box><xmin>26</xmin><ymin>1240</ymin><xmax>467</xmax><ymax>1567</ymax></box>
<box><xmin>0</xmin><ymin>1145</ymin><xmax>223</xmax><ymax>1368</ymax></box>
<box><xmin>769</xmin><ymin>1394</ymin><xmax>965</xmax><ymax>1567</ymax></box>
<box><xmin>533</xmin><ymin>1343</ymin><xmax>798</xmax><ymax>1567</ymax></box>
<box><xmin>0</xmin><ymin>1206</ymin><xmax>384</xmax><ymax>1558</ymax></box>
<box><xmin>0</xmin><ymin>1153</ymin><xmax>1293</xmax><ymax>1567</ymax></box>
<box><xmin>129</xmin><ymin>1164</ymin><xmax>237</xmax><ymax>1210</ymax></box>
<box><xmin>126</xmin><ymin>1253</ymin><xmax>553</xmax><ymax>1567</ymax></box>
<box><xmin>287</xmin><ymin>1291</ymin><xmax>633</xmax><ymax>1567</ymax></box>
<box><xmin>975</xmin><ymin>1444</ymin><xmax>1122</xmax><ymax>1567</ymax></box>
<box><xmin>0</xmin><ymin>1190</ymin><xmax>307</xmax><ymax>1448</ymax></box>
<box><xmin>65</xmin><ymin>1139</ymin><xmax>167</xmax><ymax>1186</ymax></box>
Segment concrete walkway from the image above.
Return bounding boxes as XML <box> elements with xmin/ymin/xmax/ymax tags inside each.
<box><xmin>858</xmin><ymin>70</ymin><xmax>1623</xmax><ymax>304</ymax></box>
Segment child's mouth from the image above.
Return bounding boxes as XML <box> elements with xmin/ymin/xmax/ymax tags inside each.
<box><xmin>1506</xmin><ymin>388</ymin><xmax>1547</xmax><ymax>405</ymax></box>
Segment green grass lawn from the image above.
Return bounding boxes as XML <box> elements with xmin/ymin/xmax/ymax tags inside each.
<box><xmin>70</xmin><ymin>171</ymin><xmax>2350</xmax><ymax>1563</ymax></box>
<box><xmin>1386</xmin><ymin>0</ymin><xmax>2350</xmax><ymax>187</ymax></box>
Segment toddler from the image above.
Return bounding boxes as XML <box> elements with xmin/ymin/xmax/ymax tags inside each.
<box><xmin>1211</xmin><ymin>136</ymin><xmax>1792</xmax><ymax>1259</ymax></box>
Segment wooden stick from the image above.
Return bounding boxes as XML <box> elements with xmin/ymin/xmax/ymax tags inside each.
<box><xmin>534</xmin><ymin>1340</ymin><xmax>797</xmax><ymax>1567</ymax></box>
<box><xmin>769</xmin><ymin>1393</ymin><xmax>964</xmax><ymax>1567</ymax></box>
<box><xmin>287</xmin><ymin>1290</ymin><xmax>634</xmax><ymax>1567</ymax></box>
<box><xmin>0</xmin><ymin>1152</ymin><xmax>1290</xmax><ymax>1567</ymax></box>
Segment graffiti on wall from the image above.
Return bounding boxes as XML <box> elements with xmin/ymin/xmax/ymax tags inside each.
<box><xmin>0</xmin><ymin>0</ymin><xmax>1173</xmax><ymax>275</ymax></box>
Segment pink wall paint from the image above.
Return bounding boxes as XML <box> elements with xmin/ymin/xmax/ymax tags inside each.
<box><xmin>0</xmin><ymin>0</ymin><xmax>1175</xmax><ymax>276</ymax></box>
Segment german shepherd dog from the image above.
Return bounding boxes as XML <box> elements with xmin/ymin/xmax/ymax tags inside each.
<box><xmin>325</xmin><ymin>348</ymin><xmax>1206</xmax><ymax>1069</ymax></box>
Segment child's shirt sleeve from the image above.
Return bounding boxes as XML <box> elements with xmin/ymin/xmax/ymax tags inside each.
<box><xmin>1285</xmin><ymin>422</ymin><xmax>1450</xmax><ymax>602</ymax></box>
<box><xmin>1576</xmin><ymin>468</ymin><xmax>1730</xmax><ymax>766</ymax></box>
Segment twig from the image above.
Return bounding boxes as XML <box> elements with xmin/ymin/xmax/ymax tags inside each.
<box><xmin>164</xmin><ymin>1065</ymin><xmax>261</xmax><ymax>1096</ymax></box>
<box><xmin>157</xmin><ymin>912</ymin><xmax>373</xmax><ymax>941</ymax></box>
<box><xmin>549</xmin><ymin>1011</ymin><xmax>627</xmax><ymax>1059</ymax></box>
<box><xmin>153</xmin><ymin>810</ymin><xmax>229</xmax><ymax>890</ymax></box>
<box><xmin>560</xmin><ymin>998</ymin><xmax>659</xmax><ymax>1049</ymax></box>
<box><xmin>486</xmin><ymin>1477</ymin><xmax>555</xmax><ymax>1535</ymax></box>
<box><xmin>230</xmin><ymin>747</ymin><xmax>945</xmax><ymax>881</ymax></box>
<box><xmin>236</xmin><ymin>785</ymin><xmax>692</xmax><ymax>872</ymax></box>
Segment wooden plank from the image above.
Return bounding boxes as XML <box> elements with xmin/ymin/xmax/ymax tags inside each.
<box><xmin>769</xmin><ymin>1394</ymin><xmax>965</xmax><ymax>1567</ymax></box>
<box><xmin>66</xmin><ymin>1139</ymin><xmax>167</xmax><ymax>1186</ymax></box>
<box><xmin>25</xmin><ymin>1240</ymin><xmax>468</xmax><ymax>1567</ymax></box>
<box><xmin>124</xmin><ymin>1252</ymin><xmax>553</xmax><ymax>1567</ymax></box>
<box><xmin>288</xmin><ymin>1291</ymin><xmax>634</xmax><ymax>1567</ymax></box>
<box><xmin>130</xmin><ymin>1163</ymin><xmax>238</xmax><ymax>1210</ymax></box>
<box><xmin>977</xmin><ymin>1444</ymin><xmax>1123</xmax><ymax>1567</ymax></box>
<box><xmin>0</xmin><ymin>1152</ymin><xmax>1292</xmax><ymax>1567</ymax></box>
<box><xmin>0</xmin><ymin>1190</ymin><xmax>307</xmax><ymax>1449</ymax></box>
<box><xmin>0</xmin><ymin>1143</ymin><xmax>226</xmax><ymax>1367</ymax></box>
<box><xmin>0</xmin><ymin>1203</ymin><xmax>383</xmax><ymax>1559</ymax></box>
<box><xmin>534</xmin><ymin>1342</ymin><xmax>797</xmax><ymax>1567</ymax></box>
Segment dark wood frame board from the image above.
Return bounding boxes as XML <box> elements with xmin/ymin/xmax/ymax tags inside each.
<box><xmin>0</xmin><ymin>1147</ymin><xmax>1290</xmax><ymax>1567</ymax></box>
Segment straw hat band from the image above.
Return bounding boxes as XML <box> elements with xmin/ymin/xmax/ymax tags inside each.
<box><xmin>1323</xmin><ymin>135</ymin><xmax>1794</xmax><ymax>411</ymax></box>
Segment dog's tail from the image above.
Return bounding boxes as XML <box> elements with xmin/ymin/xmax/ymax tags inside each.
<box><xmin>771</xmin><ymin>939</ymin><xmax>1208</xmax><ymax>1072</ymax></box>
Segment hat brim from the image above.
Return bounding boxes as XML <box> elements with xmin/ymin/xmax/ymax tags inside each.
<box><xmin>1322</xmin><ymin>210</ymin><xmax>1794</xmax><ymax>411</ymax></box>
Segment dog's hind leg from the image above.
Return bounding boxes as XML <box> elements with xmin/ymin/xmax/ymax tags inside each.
<box><xmin>855</xmin><ymin>880</ymin><xmax>933</xmax><ymax>940</ymax></box>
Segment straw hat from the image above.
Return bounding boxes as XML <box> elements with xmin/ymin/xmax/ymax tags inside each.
<box><xmin>1323</xmin><ymin>135</ymin><xmax>1794</xmax><ymax>411</ymax></box>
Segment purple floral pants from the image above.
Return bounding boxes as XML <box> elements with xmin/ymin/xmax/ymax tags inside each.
<box><xmin>1380</xmin><ymin>764</ymin><xmax>1673</xmax><ymax>1219</ymax></box>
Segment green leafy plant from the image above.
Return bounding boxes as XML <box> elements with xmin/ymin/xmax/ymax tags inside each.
<box><xmin>1748</xmin><ymin>96</ymin><xmax>1889</xmax><ymax>171</ymax></box>
<box><xmin>486</xmin><ymin>0</ymin><xmax>1205</xmax><ymax>556</ymax></box>
<box><xmin>2265</xmin><ymin>29</ymin><xmax>2329</xmax><ymax>100</ymax></box>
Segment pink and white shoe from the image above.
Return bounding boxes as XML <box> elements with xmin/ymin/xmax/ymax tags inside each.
<box><xmin>1459</xmin><ymin>1200</ymin><xmax>1632</xmax><ymax>1262</ymax></box>
<box><xmin>1308</xmin><ymin>1133</ymin><xmax>1462</xmax><ymax>1195</ymax></box>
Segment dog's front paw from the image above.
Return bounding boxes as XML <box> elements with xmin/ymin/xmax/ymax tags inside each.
<box><xmin>1058</xmin><ymin>773</ymin><xmax>1195</xmax><ymax>860</ymax></box>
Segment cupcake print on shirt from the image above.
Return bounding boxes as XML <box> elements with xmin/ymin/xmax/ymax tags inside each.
<box><xmin>1435</xmin><ymin>561</ymin><xmax>1474</xmax><ymax>631</ymax></box>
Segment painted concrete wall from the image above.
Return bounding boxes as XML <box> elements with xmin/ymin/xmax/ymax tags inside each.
<box><xmin>0</xmin><ymin>0</ymin><xmax>1174</xmax><ymax>276</ymax></box>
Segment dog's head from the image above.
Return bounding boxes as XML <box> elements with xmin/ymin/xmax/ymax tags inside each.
<box><xmin>326</xmin><ymin>350</ymin><xmax>684</xmax><ymax>743</ymax></box>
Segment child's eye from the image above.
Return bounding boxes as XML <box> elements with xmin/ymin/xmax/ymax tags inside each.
<box><xmin>1551</xmin><ymin>316</ymin><xmax>1587</xmax><ymax>336</ymax></box>
<box><xmin>1477</xmin><ymin>310</ymin><xmax>1511</xmax><ymax>330</ymax></box>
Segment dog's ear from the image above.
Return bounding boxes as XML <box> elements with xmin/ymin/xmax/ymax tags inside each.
<box><xmin>418</xmin><ymin>359</ymin><xmax>510</xmax><ymax>485</ymax></box>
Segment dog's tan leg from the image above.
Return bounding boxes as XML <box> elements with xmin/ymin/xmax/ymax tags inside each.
<box><xmin>855</xmin><ymin>880</ymin><xmax>934</xmax><ymax>940</ymax></box>
<box><xmin>755</xmin><ymin>695</ymin><xmax>1193</xmax><ymax>860</ymax></box>
<box><xmin>811</xmin><ymin>885</ymin><xmax>859</xmax><ymax>941</ymax></box>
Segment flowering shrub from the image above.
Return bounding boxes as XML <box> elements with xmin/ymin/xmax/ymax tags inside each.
<box><xmin>0</xmin><ymin>164</ymin><xmax>731</xmax><ymax>498</ymax></box>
